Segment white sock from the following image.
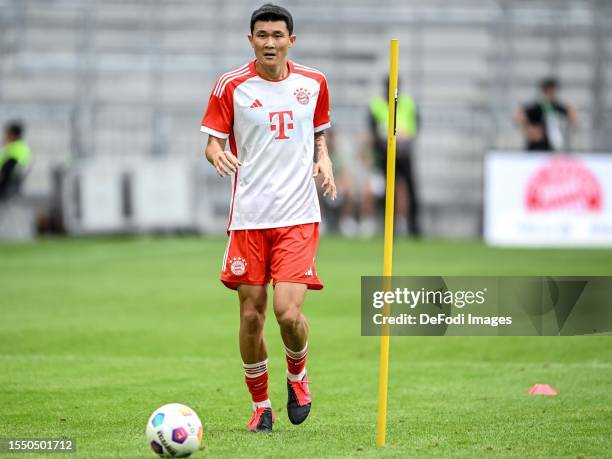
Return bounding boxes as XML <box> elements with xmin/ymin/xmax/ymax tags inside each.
<box><xmin>253</xmin><ymin>399</ymin><xmax>272</xmax><ymax>411</ymax></box>
<box><xmin>287</xmin><ymin>368</ymin><xmax>306</xmax><ymax>382</ymax></box>
<box><xmin>243</xmin><ymin>358</ymin><xmax>268</xmax><ymax>378</ymax></box>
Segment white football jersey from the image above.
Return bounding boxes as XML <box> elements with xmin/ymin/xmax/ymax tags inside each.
<box><xmin>201</xmin><ymin>60</ymin><xmax>331</xmax><ymax>231</ymax></box>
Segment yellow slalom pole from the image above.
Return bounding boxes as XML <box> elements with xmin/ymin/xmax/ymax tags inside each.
<box><xmin>376</xmin><ymin>39</ymin><xmax>399</xmax><ymax>447</ymax></box>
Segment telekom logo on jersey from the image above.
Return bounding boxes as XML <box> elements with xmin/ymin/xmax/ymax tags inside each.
<box><xmin>269</xmin><ymin>110</ymin><xmax>294</xmax><ymax>140</ymax></box>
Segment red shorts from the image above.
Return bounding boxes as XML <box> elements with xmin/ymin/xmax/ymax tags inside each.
<box><xmin>220</xmin><ymin>223</ymin><xmax>323</xmax><ymax>290</ymax></box>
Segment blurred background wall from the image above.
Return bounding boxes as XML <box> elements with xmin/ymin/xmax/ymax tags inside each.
<box><xmin>0</xmin><ymin>0</ymin><xmax>611</xmax><ymax>237</ymax></box>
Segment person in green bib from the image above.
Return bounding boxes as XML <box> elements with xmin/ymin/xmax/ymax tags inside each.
<box><xmin>369</xmin><ymin>77</ymin><xmax>421</xmax><ymax>236</ymax></box>
<box><xmin>0</xmin><ymin>121</ymin><xmax>32</xmax><ymax>200</ymax></box>
<box><xmin>515</xmin><ymin>77</ymin><xmax>578</xmax><ymax>152</ymax></box>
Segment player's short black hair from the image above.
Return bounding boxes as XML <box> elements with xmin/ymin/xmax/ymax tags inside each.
<box><xmin>5</xmin><ymin>120</ymin><xmax>24</xmax><ymax>139</ymax></box>
<box><xmin>250</xmin><ymin>4</ymin><xmax>293</xmax><ymax>35</ymax></box>
<box><xmin>540</xmin><ymin>77</ymin><xmax>559</xmax><ymax>91</ymax></box>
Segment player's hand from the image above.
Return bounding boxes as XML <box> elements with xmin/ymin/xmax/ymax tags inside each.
<box><xmin>210</xmin><ymin>150</ymin><xmax>240</xmax><ymax>177</ymax></box>
<box><xmin>313</xmin><ymin>157</ymin><xmax>337</xmax><ymax>200</ymax></box>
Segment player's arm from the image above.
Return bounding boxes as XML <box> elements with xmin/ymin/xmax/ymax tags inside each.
<box><xmin>0</xmin><ymin>158</ymin><xmax>17</xmax><ymax>184</ymax></box>
<box><xmin>312</xmin><ymin>131</ymin><xmax>336</xmax><ymax>200</ymax></box>
<box><xmin>205</xmin><ymin>135</ymin><xmax>240</xmax><ymax>177</ymax></box>
<box><xmin>566</xmin><ymin>104</ymin><xmax>579</xmax><ymax>128</ymax></box>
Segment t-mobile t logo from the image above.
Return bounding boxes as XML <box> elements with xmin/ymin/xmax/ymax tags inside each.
<box><xmin>269</xmin><ymin>110</ymin><xmax>294</xmax><ymax>140</ymax></box>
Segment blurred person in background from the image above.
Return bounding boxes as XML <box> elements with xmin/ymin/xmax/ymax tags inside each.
<box><xmin>318</xmin><ymin>129</ymin><xmax>378</xmax><ymax>238</ymax></box>
<box><xmin>368</xmin><ymin>77</ymin><xmax>421</xmax><ymax>236</ymax></box>
<box><xmin>0</xmin><ymin>121</ymin><xmax>31</xmax><ymax>201</ymax></box>
<box><xmin>515</xmin><ymin>77</ymin><xmax>578</xmax><ymax>152</ymax></box>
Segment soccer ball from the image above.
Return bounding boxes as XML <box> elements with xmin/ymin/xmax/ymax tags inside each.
<box><xmin>146</xmin><ymin>403</ymin><xmax>203</xmax><ymax>457</ymax></box>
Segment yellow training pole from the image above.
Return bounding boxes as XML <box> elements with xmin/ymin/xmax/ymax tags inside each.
<box><xmin>376</xmin><ymin>39</ymin><xmax>399</xmax><ymax>447</ymax></box>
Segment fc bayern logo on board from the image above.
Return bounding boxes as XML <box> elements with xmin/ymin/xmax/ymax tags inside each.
<box><xmin>525</xmin><ymin>155</ymin><xmax>602</xmax><ymax>212</ymax></box>
<box><xmin>294</xmin><ymin>88</ymin><xmax>311</xmax><ymax>105</ymax></box>
<box><xmin>230</xmin><ymin>257</ymin><xmax>247</xmax><ymax>276</ymax></box>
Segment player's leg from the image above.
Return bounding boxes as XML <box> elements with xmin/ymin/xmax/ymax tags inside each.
<box><xmin>269</xmin><ymin>223</ymin><xmax>323</xmax><ymax>425</ymax></box>
<box><xmin>238</xmin><ymin>284</ymin><xmax>275</xmax><ymax>432</ymax></box>
<box><xmin>395</xmin><ymin>174</ymin><xmax>409</xmax><ymax>235</ymax></box>
<box><xmin>337</xmin><ymin>173</ymin><xmax>358</xmax><ymax>237</ymax></box>
<box><xmin>219</xmin><ymin>229</ymin><xmax>274</xmax><ymax>432</ymax></box>
<box><xmin>273</xmin><ymin>282</ymin><xmax>308</xmax><ymax>351</ymax></box>
<box><xmin>403</xmin><ymin>150</ymin><xmax>421</xmax><ymax>236</ymax></box>
<box><xmin>273</xmin><ymin>282</ymin><xmax>312</xmax><ymax>425</ymax></box>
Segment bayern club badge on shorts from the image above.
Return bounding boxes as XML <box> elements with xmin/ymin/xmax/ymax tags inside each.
<box><xmin>293</xmin><ymin>87</ymin><xmax>311</xmax><ymax>105</ymax></box>
<box><xmin>230</xmin><ymin>257</ymin><xmax>247</xmax><ymax>276</ymax></box>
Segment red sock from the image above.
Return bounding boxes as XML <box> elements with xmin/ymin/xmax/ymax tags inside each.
<box><xmin>243</xmin><ymin>359</ymin><xmax>269</xmax><ymax>404</ymax></box>
<box><xmin>285</xmin><ymin>343</ymin><xmax>307</xmax><ymax>379</ymax></box>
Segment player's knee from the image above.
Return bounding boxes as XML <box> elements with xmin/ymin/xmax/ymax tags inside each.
<box><xmin>275</xmin><ymin>306</ymin><xmax>302</xmax><ymax>331</ymax></box>
<box><xmin>240</xmin><ymin>305</ymin><xmax>265</xmax><ymax>335</ymax></box>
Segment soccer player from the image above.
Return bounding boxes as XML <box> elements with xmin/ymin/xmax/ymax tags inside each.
<box><xmin>200</xmin><ymin>4</ymin><xmax>336</xmax><ymax>433</ymax></box>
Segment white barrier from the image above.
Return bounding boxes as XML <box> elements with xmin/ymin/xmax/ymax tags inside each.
<box><xmin>0</xmin><ymin>199</ymin><xmax>36</xmax><ymax>241</ymax></box>
<box><xmin>61</xmin><ymin>157</ymin><xmax>231</xmax><ymax>235</ymax></box>
<box><xmin>484</xmin><ymin>151</ymin><xmax>612</xmax><ymax>247</ymax></box>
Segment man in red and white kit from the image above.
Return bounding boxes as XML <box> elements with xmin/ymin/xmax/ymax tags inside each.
<box><xmin>200</xmin><ymin>4</ymin><xmax>336</xmax><ymax>433</ymax></box>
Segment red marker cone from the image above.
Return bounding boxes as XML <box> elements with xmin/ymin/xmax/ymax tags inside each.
<box><xmin>528</xmin><ymin>384</ymin><xmax>558</xmax><ymax>396</ymax></box>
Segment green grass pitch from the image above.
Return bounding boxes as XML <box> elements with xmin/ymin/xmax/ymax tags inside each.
<box><xmin>1</xmin><ymin>236</ymin><xmax>611</xmax><ymax>457</ymax></box>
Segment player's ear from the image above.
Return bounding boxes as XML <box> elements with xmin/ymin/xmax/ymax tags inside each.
<box><xmin>248</xmin><ymin>34</ymin><xmax>254</xmax><ymax>48</ymax></box>
<box><xmin>289</xmin><ymin>35</ymin><xmax>296</xmax><ymax>47</ymax></box>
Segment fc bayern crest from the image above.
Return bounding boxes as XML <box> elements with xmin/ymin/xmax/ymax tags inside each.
<box><xmin>525</xmin><ymin>156</ymin><xmax>602</xmax><ymax>212</ymax></box>
<box><xmin>294</xmin><ymin>87</ymin><xmax>311</xmax><ymax>105</ymax></box>
<box><xmin>230</xmin><ymin>257</ymin><xmax>247</xmax><ymax>276</ymax></box>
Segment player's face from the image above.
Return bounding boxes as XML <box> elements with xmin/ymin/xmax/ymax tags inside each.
<box><xmin>249</xmin><ymin>21</ymin><xmax>296</xmax><ymax>68</ymax></box>
<box><xmin>543</xmin><ymin>87</ymin><xmax>557</xmax><ymax>101</ymax></box>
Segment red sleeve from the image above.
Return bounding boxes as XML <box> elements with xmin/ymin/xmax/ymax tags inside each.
<box><xmin>200</xmin><ymin>81</ymin><xmax>234</xmax><ymax>138</ymax></box>
<box><xmin>313</xmin><ymin>77</ymin><xmax>331</xmax><ymax>132</ymax></box>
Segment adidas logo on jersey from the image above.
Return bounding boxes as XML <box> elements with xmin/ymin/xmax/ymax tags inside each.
<box><xmin>250</xmin><ymin>99</ymin><xmax>263</xmax><ymax>108</ymax></box>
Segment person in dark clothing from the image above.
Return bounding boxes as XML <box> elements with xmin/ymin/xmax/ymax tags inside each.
<box><xmin>369</xmin><ymin>78</ymin><xmax>421</xmax><ymax>236</ymax></box>
<box><xmin>515</xmin><ymin>77</ymin><xmax>578</xmax><ymax>152</ymax></box>
<box><xmin>0</xmin><ymin>121</ymin><xmax>32</xmax><ymax>200</ymax></box>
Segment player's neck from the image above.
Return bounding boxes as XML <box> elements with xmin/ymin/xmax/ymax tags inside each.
<box><xmin>255</xmin><ymin>60</ymin><xmax>289</xmax><ymax>81</ymax></box>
